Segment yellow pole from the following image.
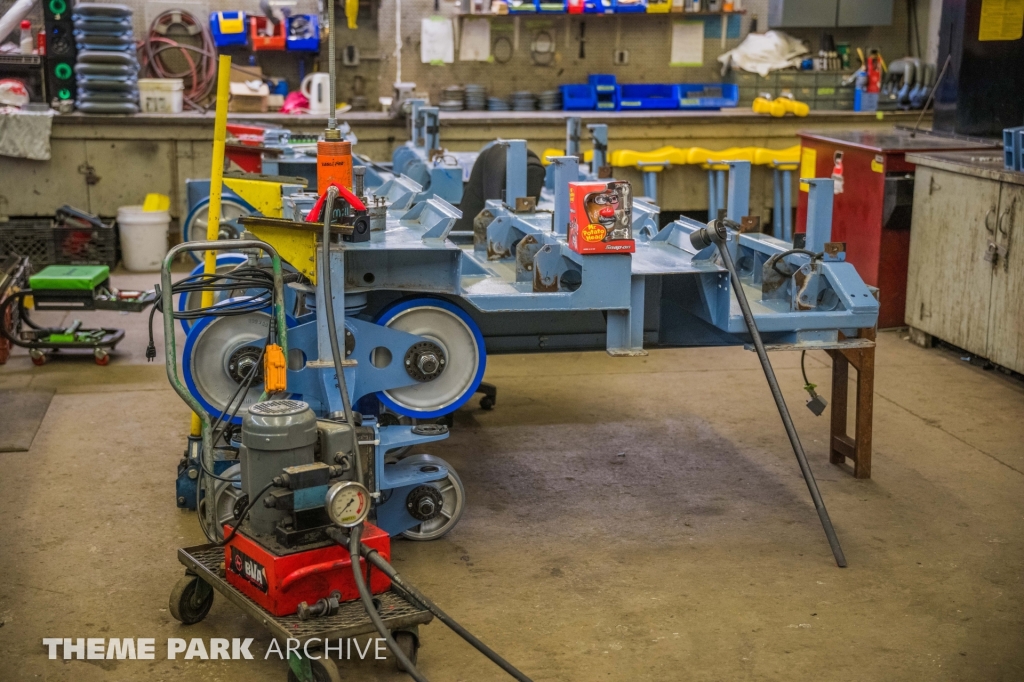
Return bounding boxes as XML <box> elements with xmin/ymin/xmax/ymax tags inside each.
<box><xmin>191</xmin><ymin>54</ymin><xmax>232</xmax><ymax>438</ymax></box>
<box><xmin>202</xmin><ymin>54</ymin><xmax>233</xmax><ymax>309</ymax></box>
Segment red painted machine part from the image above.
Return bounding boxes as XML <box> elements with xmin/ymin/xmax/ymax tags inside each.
<box><xmin>223</xmin><ymin>522</ymin><xmax>391</xmax><ymax>616</ymax></box>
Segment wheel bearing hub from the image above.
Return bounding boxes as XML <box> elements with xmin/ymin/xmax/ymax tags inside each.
<box><xmin>404</xmin><ymin>341</ymin><xmax>446</xmax><ymax>382</ymax></box>
<box><xmin>406</xmin><ymin>485</ymin><xmax>444</xmax><ymax>521</ymax></box>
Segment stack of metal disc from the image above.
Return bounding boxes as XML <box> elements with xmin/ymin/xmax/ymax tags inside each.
<box><xmin>464</xmin><ymin>84</ymin><xmax>487</xmax><ymax>111</ymax></box>
<box><xmin>537</xmin><ymin>89</ymin><xmax>563</xmax><ymax>111</ymax></box>
<box><xmin>511</xmin><ymin>91</ymin><xmax>536</xmax><ymax>111</ymax></box>
<box><xmin>487</xmin><ymin>96</ymin><xmax>511</xmax><ymax>111</ymax></box>
<box><xmin>439</xmin><ymin>85</ymin><xmax>465</xmax><ymax>111</ymax></box>
<box><xmin>350</xmin><ymin>95</ymin><xmax>368</xmax><ymax>111</ymax></box>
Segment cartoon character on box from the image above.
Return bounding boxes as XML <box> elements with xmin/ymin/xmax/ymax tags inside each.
<box><xmin>568</xmin><ymin>180</ymin><xmax>635</xmax><ymax>254</ymax></box>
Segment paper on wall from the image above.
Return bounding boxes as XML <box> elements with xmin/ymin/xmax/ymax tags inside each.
<box><xmin>421</xmin><ymin>17</ymin><xmax>455</xmax><ymax>64</ymax></box>
<box><xmin>978</xmin><ymin>0</ymin><xmax>1024</xmax><ymax>41</ymax></box>
<box><xmin>459</xmin><ymin>17</ymin><xmax>491</xmax><ymax>61</ymax></box>
<box><xmin>670</xmin><ymin>21</ymin><xmax>703</xmax><ymax>67</ymax></box>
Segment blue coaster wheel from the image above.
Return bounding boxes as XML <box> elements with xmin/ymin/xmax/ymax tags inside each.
<box><xmin>176</xmin><ymin>253</ymin><xmax>249</xmax><ymax>334</ymax></box>
<box><xmin>373</xmin><ymin>297</ymin><xmax>486</xmax><ymax>419</ymax></box>
<box><xmin>182</xmin><ymin>297</ymin><xmax>281</xmax><ymax>425</ymax></box>
<box><xmin>181</xmin><ymin>195</ymin><xmax>255</xmax><ymax>263</ymax></box>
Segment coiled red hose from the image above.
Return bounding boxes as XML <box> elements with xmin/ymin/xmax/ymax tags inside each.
<box><xmin>138</xmin><ymin>9</ymin><xmax>218</xmax><ymax>110</ymax></box>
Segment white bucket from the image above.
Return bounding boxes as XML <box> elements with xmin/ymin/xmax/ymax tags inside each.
<box><xmin>138</xmin><ymin>78</ymin><xmax>184</xmax><ymax>114</ymax></box>
<box><xmin>117</xmin><ymin>205</ymin><xmax>170</xmax><ymax>272</ymax></box>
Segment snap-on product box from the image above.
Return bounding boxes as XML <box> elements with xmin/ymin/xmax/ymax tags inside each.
<box><xmin>567</xmin><ymin>180</ymin><xmax>635</xmax><ymax>254</ymax></box>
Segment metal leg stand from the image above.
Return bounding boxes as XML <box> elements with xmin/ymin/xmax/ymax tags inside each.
<box><xmin>826</xmin><ymin>328</ymin><xmax>875</xmax><ymax>479</ymax></box>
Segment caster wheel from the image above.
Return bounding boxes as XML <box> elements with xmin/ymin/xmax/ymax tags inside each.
<box><xmin>94</xmin><ymin>350</ymin><xmax>110</xmax><ymax>366</ymax></box>
<box><xmin>286</xmin><ymin>657</ymin><xmax>342</xmax><ymax>682</ymax></box>
<box><xmin>400</xmin><ymin>456</ymin><xmax>466</xmax><ymax>542</ymax></box>
<box><xmin>479</xmin><ymin>396</ymin><xmax>494</xmax><ymax>410</ymax></box>
<box><xmin>169</xmin><ymin>574</ymin><xmax>214</xmax><ymax>624</ymax></box>
<box><xmin>394</xmin><ymin>630</ymin><xmax>420</xmax><ymax>673</ymax></box>
<box><xmin>30</xmin><ymin>350</ymin><xmax>46</xmax><ymax>366</ymax></box>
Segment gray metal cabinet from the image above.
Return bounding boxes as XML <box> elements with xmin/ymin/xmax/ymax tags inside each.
<box><xmin>905</xmin><ymin>153</ymin><xmax>1024</xmax><ymax>374</ymax></box>
<box><xmin>768</xmin><ymin>0</ymin><xmax>892</xmax><ymax>27</ymax></box>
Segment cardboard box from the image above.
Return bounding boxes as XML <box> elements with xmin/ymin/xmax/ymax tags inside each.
<box><xmin>567</xmin><ymin>180</ymin><xmax>635</xmax><ymax>254</ymax></box>
<box><xmin>229</xmin><ymin>66</ymin><xmax>270</xmax><ymax>113</ymax></box>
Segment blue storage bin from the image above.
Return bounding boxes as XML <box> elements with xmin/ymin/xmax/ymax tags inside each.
<box><xmin>538</xmin><ymin>0</ymin><xmax>567</xmax><ymax>11</ymax></box>
<box><xmin>584</xmin><ymin>0</ymin><xmax>614</xmax><ymax>12</ymax></box>
<box><xmin>677</xmin><ymin>82</ymin><xmax>739</xmax><ymax>110</ymax></box>
<box><xmin>618</xmin><ymin>83</ymin><xmax>680</xmax><ymax>110</ymax></box>
<box><xmin>588</xmin><ymin>74</ymin><xmax>618</xmax><ymax>110</ymax></box>
<box><xmin>1003</xmin><ymin>126</ymin><xmax>1024</xmax><ymax>171</ymax></box>
<box><xmin>286</xmin><ymin>14</ymin><xmax>319</xmax><ymax>51</ymax></box>
<box><xmin>507</xmin><ymin>0</ymin><xmax>540</xmax><ymax>12</ymax></box>
<box><xmin>210</xmin><ymin>12</ymin><xmax>248</xmax><ymax>48</ymax></box>
<box><xmin>613</xmin><ymin>0</ymin><xmax>647</xmax><ymax>11</ymax></box>
<box><xmin>561</xmin><ymin>84</ymin><xmax>596</xmax><ymax>110</ymax></box>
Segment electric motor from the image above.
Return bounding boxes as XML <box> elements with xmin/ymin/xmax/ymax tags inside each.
<box><xmin>240</xmin><ymin>399</ymin><xmax>318</xmax><ymax>535</ymax></box>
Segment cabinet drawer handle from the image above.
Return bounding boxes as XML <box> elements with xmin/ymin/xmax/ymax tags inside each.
<box><xmin>998</xmin><ymin>198</ymin><xmax>1016</xmax><ymax>236</ymax></box>
<box><xmin>985</xmin><ymin>208</ymin><xmax>996</xmax><ymax>234</ymax></box>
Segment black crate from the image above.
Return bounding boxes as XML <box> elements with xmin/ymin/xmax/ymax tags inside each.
<box><xmin>0</xmin><ymin>219</ymin><xmax>117</xmax><ymax>267</ymax></box>
<box><xmin>53</xmin><ymin>224</ymin><xmax>117</xmax><ymax>266</ymax></box>
<box><xmin>0</xmin><ymin>219</ymin><xmax>57</xmax><ymax>265</ymax></box>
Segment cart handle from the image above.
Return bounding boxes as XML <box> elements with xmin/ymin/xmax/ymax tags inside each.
<box><xmin>160</xmin><ymin>240</ymin><xmax>288</xmax><ymax>493</ymax></box>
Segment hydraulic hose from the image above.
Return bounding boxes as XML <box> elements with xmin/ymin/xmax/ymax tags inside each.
<box><xmin>344</xmin><ymin>525</ymin><xmax>428</xmax><ymax>682</ymax></box>
<box><xmin>321</xmin><ymin>186</ymin><xmax>364</xmax><ymax>485</ymax></box>
<box><xmin>691</xmin><ymin>220</ymin><xmax>847</xmax><ymax>568</ymax></box>
<box><xmin>357</xmin><ymin>540</ymin><xmax>534</xmax><ymax>682</ymax></box>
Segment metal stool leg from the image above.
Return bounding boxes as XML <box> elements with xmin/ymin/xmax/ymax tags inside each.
<box><xmin>707</xmin><ymin>169</ymin><xmax>717</xmax><ymax>219</ymax></box>
<box><xmin>643</xmin><ymin>170</ymin><xmax>658</xmax><ymax>203</ymax></box>
<box><xmin>716</xmin><ymin>169</ymin><xmax>726</xmax><ymax>219</ymax></box>
<box><xmin>782</xmin><ymin>170</ymin><xmax>793</xmax><ymax>242</ymax></box>
<box><xmin>772</xmin><ymin>167</ymin><xmax>782</xmax><ymax>237</ymax></box>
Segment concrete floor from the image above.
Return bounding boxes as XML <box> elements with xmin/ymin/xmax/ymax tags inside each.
<box><xmin>1</xmin><ymin>271</ymin><xmax>1023</xmax><ymax>682</ymax></box>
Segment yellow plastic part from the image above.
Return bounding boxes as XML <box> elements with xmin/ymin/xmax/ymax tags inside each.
<box><xmin>609</xmin><ymin>146</ymin><xmax>689</xmax><ymax>169</ymax></box>
<box><xmin>346</xmin><ymin>0</ymin><xmax>358</xmax><ymax>29</ymax></box>
<box><xmin>540</xmin><ymin>148</ymin><xmax>595</xmax><ymax>165</ymax></box>
<box><xmin>752</xmin><ymin>145</ymin><xmax>801</xmax><ymax>167</ymax></box>
<box><xmin>246</xmin><ymin>224</ymin><xmax>318</xmax><ymax>284</ymax></box>
<box><xmin>223</xmin><ymin>177</ymin><xmax>286</xmax><ymax>218</ymax></box>
<box><xmin>216</xmin><ymin>12</ymin><xmax>244</xmax><ymax>33</ymax></box>
<box><xmin>646</xmin><ymin>0</ymin><xmax>672</xmax><ymax>12</ymax></box>
<box><xmin>142</xmin><ymin>193</ymin><xmax>170</xmax><ymax>212</ymax></box>
<box><xmin>752</xmin><ymin>96</ymin><xmax>809</xmax><ymax>118</ymax></box>
<box><xmin>263</xmin><ymin>343</ymin><xmax>287</xmax><ymax>393</ymax></box>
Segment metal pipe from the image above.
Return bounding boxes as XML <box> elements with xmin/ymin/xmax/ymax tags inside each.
<box><xmin>689</xmin><ymin>221</ymin><xmax>847</xmax><ymax>568</ymax></box>
<box><xmin>327</xmin><ymin>0</ymin><xmax>337</xmax><ymax>131</ymax></box>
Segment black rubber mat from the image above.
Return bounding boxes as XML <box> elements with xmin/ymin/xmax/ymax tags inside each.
<box><xmin>0</xmin><ymin>388</ymin><xmax>54</xmax><ymax>452</ymax></box>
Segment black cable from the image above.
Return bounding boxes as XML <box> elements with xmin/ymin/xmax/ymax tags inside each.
<box><xmin>800</xmin><ymin>350</ymin><xmax>810</xmax><ymax>387</ymax></box>
<box><xmin>345</xmin><ymin>525</ymin><xmax>429</xmax><ymax>682</ymax></box>
<box><xmin>219</xmin><ymin>480</ymin><xmax>276</xmax><ymax>546</ymax></box>
<box><xmin>765</xmin><ymin>248</ymin><xmax>822</xmax><ymax>278</ymax></box>
<box><xmin>352</xmin><ymin>537</ymin><xmax>534</xmax><ymax>682</ymax></box>
<box><xmin>146</xmin><ymin>266</ymin><xmax>277</xmax><ymax>361</ymax></box>
<box><xmin>321</xmin><ymin>187</ymin><xmax>365</xmax><ymax>485</ymax></box>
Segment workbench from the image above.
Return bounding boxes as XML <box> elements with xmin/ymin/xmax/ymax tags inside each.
<box><xmin>0</xmin><ymin>109</ymin><xmax>928</xmax><ymax>225</ymax></box>
<box><xmin>904</xmin><ymin>150</ymin><xmax>1024</xmax><ymax>374</ymax></box>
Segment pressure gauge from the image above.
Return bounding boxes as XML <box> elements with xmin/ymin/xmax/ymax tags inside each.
<box><xmin>325</xmin><ymin>481</ymin><xmax>371</xmax><ymax>528</ymax></box>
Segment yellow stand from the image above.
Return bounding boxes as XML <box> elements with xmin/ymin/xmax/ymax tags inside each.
<box><xmin>191</xmin><ymin>54</ymin><xmax>233</xmax><ymax>438</ymax></box>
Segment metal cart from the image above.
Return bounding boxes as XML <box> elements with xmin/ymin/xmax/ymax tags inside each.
<box><xmin>174</xmin><ymin>544</ymin><xmax>433</xmax><ymax>682</ymax></box>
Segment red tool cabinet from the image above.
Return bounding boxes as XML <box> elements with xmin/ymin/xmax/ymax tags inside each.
<box><xmin>795</xmin><ymin>130</ymin><xmax>996</xmax><ymax>328</ymax></box>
